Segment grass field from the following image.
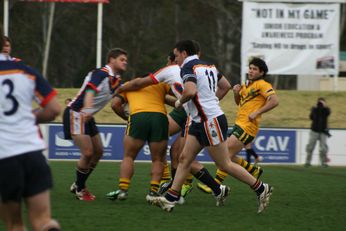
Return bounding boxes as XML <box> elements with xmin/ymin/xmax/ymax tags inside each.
<box><xmin>2</xmin><ymin>162</ymin><xmax>345</xmax><ymax>231</ymax></box>
<box><xmin>56</xmin><ymin>89</ymin><xmax>346</xmax><ymax>128</ymax></box>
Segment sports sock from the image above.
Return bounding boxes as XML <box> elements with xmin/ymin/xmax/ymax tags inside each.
<box><xmin>119</xmin><ymin>178</ymin><xmax>130</xmax><ymax>191</ymax></box>
<box><xmin>251</xmin><ymin>180</ymin><xmax>264</xmax><ymax>196</ymax></box>
<box><xmin>85</xmin><ymin>165</ymin><xmax>95</xmax><ymax>180</ymax></box>
<box><xmin>161</xmin><ymin>163</ymin><xmax>171</xmax><ymax>183</ymax></box>
<box><xmin>183</xmin><ymin>173</ymin><xmax>193</xmax><ymax>185</ymax></box>
<box><xmin>215</xmin><ymin>169</ymin><xmax>228</xmax><ymax>184</ymax></box>
<box><xmin>235</xmin><ymin>156</ymin><xmax>258</xmax><ymax>176</ymax></box>
<box><xmin>76</xmin><ymin>167</ymin><xmax>90</xmax><ymax>191</ymax></box>
<box><xmin>194</xmin><ymin>168</ymin><xmax>221</xmax><ymax>195</ymax></box>
<box><xmin>246</xmin><ymin>151</ymin><xmax>251</xmax><ymax>163</ymax></box>
<box><xmin>150</xmin><ymin>180</ymin><xmax>160</xmax><ymax>193</ymax></box>
<box><xmin>165</xmin><ymin>188</ymin><xmax>180</xmax><ymax>202</ymax></box>
<box><xmin>171</xmin><ymin>167</ymin><xmax>177</xmax><ymax>180</ymax></box>
<box><xmin>246</xmin><ymin>148</ymin><xmax>259</xmax><ymax>160</ymax></box>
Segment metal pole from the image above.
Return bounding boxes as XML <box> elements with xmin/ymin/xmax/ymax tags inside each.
<box><xmin>42</xmin><ymin>2</ymin><xmax>55</xmax><ymax>78</ymax></box>
<box><xmin>96</xmin><ymin>3</ymin><xmax>103</xmax><ymax>68</ymax></box>
<box><xmin>3</xmin><ymin>0</ymin><xmax>9</xmax><ymax>36</ymax></box>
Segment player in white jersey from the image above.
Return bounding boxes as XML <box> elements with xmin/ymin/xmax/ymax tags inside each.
<box><xmin>0</xmin><ymin>34</ymin><xmax>61</xmax><ymax>230</ymax></box>
<box><xmin>63</xmin><ymin>48</ymin><xmax>127</xmax><ymax>201</ymax></box>
<box><xmin>115</xmin><ymin>51</ymin><xmax>231</xmax><ymax>203</ymax></box>
<box><xmin>153</xmin><ymin>40</ymin><xmax>273</xmax><ymax>214</ymax></box>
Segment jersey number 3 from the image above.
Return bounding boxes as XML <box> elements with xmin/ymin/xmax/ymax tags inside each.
<box><xmin>2</xmin><ymin>79</ymin><xmax>19</xmax><ymax>116</ymax></box>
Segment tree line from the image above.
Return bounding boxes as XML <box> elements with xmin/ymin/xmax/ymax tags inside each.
<box><xmin>1</xmin><ymin>0</ymin><xmax>345</xmax><ymax>89</ymax></box>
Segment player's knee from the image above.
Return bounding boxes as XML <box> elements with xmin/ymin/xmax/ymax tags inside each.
<box><xmin>38</xmin><ymin>219</ymin><xmax>60</xmax><ymax>231</ymax></box>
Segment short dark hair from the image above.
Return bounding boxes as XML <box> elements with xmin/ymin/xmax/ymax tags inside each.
<box><xmin>106</xmin><ymin>48</ymin><xmax>127</xmax><ymax>63</ymax></box>
<box><xmin>249</xmin><ymin>57</ymin><xmax>268</xmax><ymax>77</ymax></box>
<box><xmin>192</xmin><ymin>40</ymin><xmax>201</xmax><ymax>54</ymax></box>
<box><xmin>168</xmin><ymin>51</ymin><xmax>175</xmax><ymax>62</ymax></box>
<box><xmin>174</xmin><ymin>40</ymin><xmax>197</xmax><ymax>56</ymax></box>
<box><xmin>3</xmin><ymin>36</ymin><xmax>11</xmax><ymax>43</ymax></box>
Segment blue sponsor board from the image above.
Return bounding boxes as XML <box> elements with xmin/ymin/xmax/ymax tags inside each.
<box><xmin>48</xmin><ymin>125</ymin><xmax>295</xmax><ymax>163</ymax></box>
<box><xmin>239</xmin><ymin>129</ymin><xmax>296</xmax><ymax>163</ymax></box>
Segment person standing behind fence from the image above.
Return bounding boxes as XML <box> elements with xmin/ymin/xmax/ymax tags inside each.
<box><xmin>305</xmin><ymin>97</ymin><xmax>331</xmax><ymax>167</ymax></box>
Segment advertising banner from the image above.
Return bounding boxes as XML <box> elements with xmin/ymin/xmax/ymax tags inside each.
<box><xmin>239</xmin><ymin>129</ymin><xmax>296</xmax><ymax>163</ymax></box>
<box><xmin>48</xmin><ymin>125</ymin><xmax>296</xmax><ymax>163</ymax></box>
<box><xmin>241</xmin><ymin>2</ymin><xmax>339</xmax><ymax>76</ymax></box>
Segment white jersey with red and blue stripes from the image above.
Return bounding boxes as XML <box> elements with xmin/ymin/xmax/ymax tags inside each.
<box><xmin>0</xmin><ymin>54</ymin><xmax>57</xmax><ymax>159</ymax></box>
<box><xmin>68</xmin><ymin>65</ymin><xmax>121</xmax><ymax>115</ymax></box>
<box><xmin>149</xmin><ymin>64</ymin><xmax>183</xmax><ymax>99</ymax></box>
<box><xmin>181</xmin><ymin>55</ymin><xmax>224</xmax><ymax>122</ymax></box>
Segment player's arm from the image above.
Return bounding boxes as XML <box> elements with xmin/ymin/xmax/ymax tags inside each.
<box><xmin>111</xmin><ymin>95</ymin><xmax>128</xmax><ymax>121</ymax></box>
<box><xmin>232</xmin><ymin>84</ymin><xmax>241</xmax><ymax>105</ymax></box>
<box><xmin>175</xmin><ymin>81</ymin><xmax>197</xmax><ymax>108</ymax></box>
<box><xmin>117</xmin><ymin>76</ymin><xmax>154</xmax><ymax>93</ymax></box>
<box><xmin>81</xmin><ymin>89</ymin><xmax>96</xmax><ymax>121</ymax></box>
<box><xmin>165</xmin><ymin>94</ymin><xmax>177</xmax><ymax>107</ymax></box>
<box><xmin>216</xmin><ymin>75</ymin><xmax>231</xmax><ymax>101</ymax></box>
<box><xmin>34</xmin><ymin>97</ymin><xmax>61</xmax><ymax>123</ymax></box>
<box><xmin>248</xmin><ymin>94</ymin><xmax>279</xmax><ymax>121</ymax></box>
<box><xmin>31</xmin><ymin>67</ymin><xmax>61</xmax><ymax>123</ymax></box>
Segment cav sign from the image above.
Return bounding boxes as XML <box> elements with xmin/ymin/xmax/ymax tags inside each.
<box><xmin>239</xmin><ymin>129</ymin><xmax>296</xmax><ymax>163</ymax></box>
<box><xmin>48</xmin><ymin>124</ymin><xmax>295</xmax><ymax>163</ymax></box>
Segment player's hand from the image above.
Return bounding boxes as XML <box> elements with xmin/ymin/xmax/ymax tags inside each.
<box><xmin>248</xmin><ymin>111</ymin><xmax>259</xmax><ymax>121</ymax></box>
<box><xmin>175</xmin><ymin>99</ymin><xmax>183</xmax><ymax>109</ymax></box>
<box><xmin>233</xmin><ymin>84</ymin><xmax>241</xmax><ymax>94</ymax></box>
<box><xmin>81</xmin><ymin>107</ymin><xmax>93</xmax><ymax>122</ymax></box>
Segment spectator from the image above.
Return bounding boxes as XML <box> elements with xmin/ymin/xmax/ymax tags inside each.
<box><xmin>305</xmin><ymin>97</ymin><xmax>331</xmax><ymax>167</ymax></box>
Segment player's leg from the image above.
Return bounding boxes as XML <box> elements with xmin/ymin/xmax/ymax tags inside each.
<box><xmin>24</xmin><ymin>151</ymin><xmax>60</xmax><ymax>230</ymax></box>
<box><xmin>305</xmin><ymin>131</ymin><xmax>318</xmax><ymax>167</ymax></box>
<box><xmin>167</xmin><ymin>110</ymin><xmax>187</xmax><ymax>176</ymax></box>
<box><xmin>106</xmin><ymin>135</ymin><xmax>145</xmax><ymax>200</ymax></box>
<box><xmin>245</xmin><ymin>142</ymin><xmax>262</xmax><ymax>164</ymax></box>
<box><xmin>160</xmin><ymin>135</ymin><xmax>203</xmax><ymax>207</ymax></box>
<box><xmin>26</xmin><ymin>191</ymin><xmax>60</xmax><ymax>231</ymax></box>
<box><xmin>0</xmin><ymin>155</ymin><xmax>24</xmax><ymax>230</ymax></box>
<box><xmin>87</xmin><ymin>133</ymin><xmax>104</xmax><ymax>180</ymax></box>
<box><xmin>106</xmin><ymin>113</ymin><xmax>146</xmax><ymax>200</ymax></box>
<box><xmin>145</xmin><ymin>113</ymin><xmax>169</xmax><ymax>202</ymax></box>
<box><xmin>146</xmin><ymin>139</ymin><xmax>167</xmax><ymax>202</ymax></box>
<box><xmin>319</xmin><ymin>133</ymin><xmax>329</xmax><ymax>167</ymax></box>
<box><xmin>0</xmin><ymin>202</ymin><xmax>24</xmax><ymax>231</ymax></box>
<box><xmin>66</xmin><ymin>110</ymin><xmax>98</xmax><ymax>200</ymax></box>
<box><xmin>72</xmin><ymin>134</ymin><xmax>96</xmax><ymax>200</ymax></box>
<box><xmin>214</xmin><ymin>126</ymin><xmax>263</xmax><ymax>185</ymax></box>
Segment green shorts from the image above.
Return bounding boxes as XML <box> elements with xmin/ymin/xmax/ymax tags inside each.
<box><xmin>231</xmin><ymin>124</ymin><xmax>254</xmax><ymax>145</ymax></box>
<box><xmin>126</xmin><ymin>112</ymin><xmax>169</xmax><ymax>142</ymax></box>
<box><xmin>169</xmin><ymin>108</ymin><xmax>187</xmax><ymax>129</ymax></box>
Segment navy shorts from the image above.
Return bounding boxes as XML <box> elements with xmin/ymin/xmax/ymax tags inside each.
<box><xmin>188</xmin><ymin>114</ymin><xmax>228</xmax><ymax>147</ymax></box>
<box><xmin>0</xmin><ymin>151</ymin><xmax>53</xmax><ymax>203</ymax></box>
<box><xmin>63</xmin><ymin>107</ymin><xmax>99</xmax><ymax>139</ymax></box>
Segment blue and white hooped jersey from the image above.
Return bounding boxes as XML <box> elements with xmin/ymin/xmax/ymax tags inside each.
<box><xmin>181</xmin><ymin>55</ymin><xmax>224</xmax><ymax>122</ymax></box>
<box><xmin>0</xmin><ymin>54</ymin><xmax>57</xmax><ymax>159</ymax></box>
<box><xmin>68</xmin><ymin>65</ymin><xmax>121</xmax><ymax>115</ymax></box>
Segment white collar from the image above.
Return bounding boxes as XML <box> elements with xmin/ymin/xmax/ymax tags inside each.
<box><xmin>181</xmin><ymin>55</ymin><xmax>199</xmax><ymax>68</ymax></box>
<box><xmin>105</xmin><ymin>64</ymin><xmax>115</xmax><ymax>76</ymax></box>
<box><xmin>0</xmin><ymin>53</ymin><xmax>11</xmax><ymax>61</ymax></box>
